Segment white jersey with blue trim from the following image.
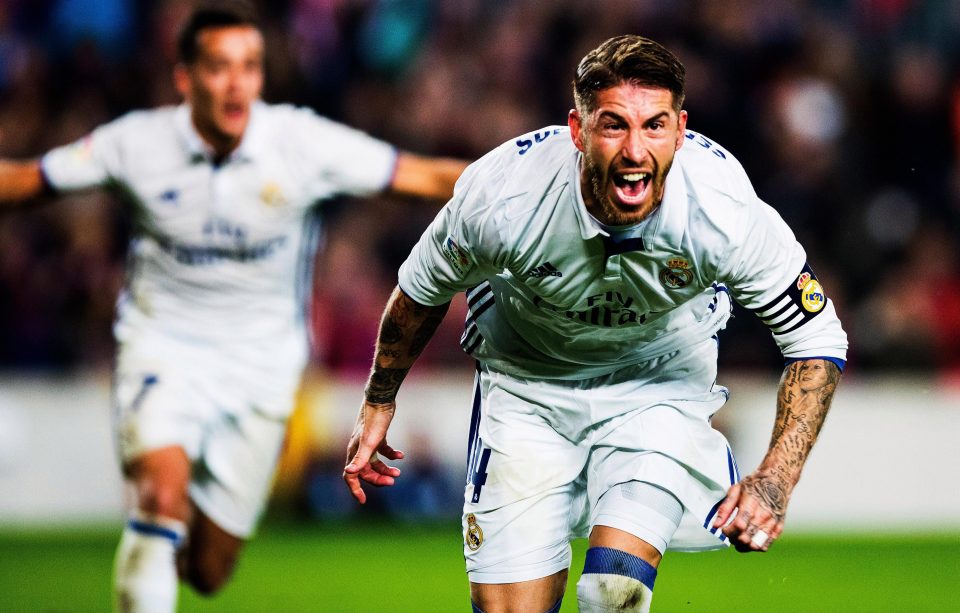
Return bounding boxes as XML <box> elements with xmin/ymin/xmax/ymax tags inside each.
<box><xmin>399</xmin><ymin>126</ymin><xmax>847</xmax><ymax>380</ymax></box>
<box><xmin>41</xmin><ymin>101</ymin><xmax>397</xmax><ymax>386</ymax></box>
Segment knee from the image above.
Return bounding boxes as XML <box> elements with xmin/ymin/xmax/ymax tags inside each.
<box><xmin>137</xmin><ymin>481</ymin><xmax>189</xmax><ymax>520</ymax></box>
<box><xmin>183</xmin><ymin>549</ymin><xmax>238</xmax><ymax>596</ymax></box>
<box><xmin>130</xmin><ymin>449</ymin><xmax>192</xmax><ymax>520</ymax></box>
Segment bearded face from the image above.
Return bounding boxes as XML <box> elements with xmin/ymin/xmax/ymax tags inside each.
<box><xmin>569</xmin><ymin>84</ymin><xmax>687</xmax><ymax>225</ymax></box>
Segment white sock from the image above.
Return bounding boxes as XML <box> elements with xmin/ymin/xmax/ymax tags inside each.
<box><xmin>113</xmin><ymin>513</ymin><xmax>186</xmax><ymax>613</ymax></box>
<box><xmin>576</xmin><ymin>547</ymin><xmax>657</xmax><ymax>612</ymax></box>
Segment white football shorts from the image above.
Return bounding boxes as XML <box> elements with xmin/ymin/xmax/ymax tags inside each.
<box><xmin>113</xmin><ymin>332</ymin><xmax>303</xmax><ymax>538</ymax></box>
<box><xmin>462</xmin><ymin>337</ymin><xmax>741</xmax><ymax>584</ymax></box>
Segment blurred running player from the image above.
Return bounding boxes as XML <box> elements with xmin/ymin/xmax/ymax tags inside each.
<box><xmin>0</xmin><ymin>1</ymin><xmax>466</xmax><ymax>611</ymax></box>
<box><xmin>344</xmin><ymin>35</ymin><xmax>846</xmax><ymax>613</ymax></box>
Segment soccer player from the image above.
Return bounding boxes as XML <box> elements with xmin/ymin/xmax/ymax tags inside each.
<box><xmin>344</xmin><ymin>35</ymin><xmax>846</xmax><ymax>612</ymax></box>
<box><xmin>0</xmin><ymin>2</ymin><xmax>466</xmax><ymax>611</ymax></box>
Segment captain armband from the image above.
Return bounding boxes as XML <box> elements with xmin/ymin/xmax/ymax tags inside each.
<box><xmin>750</xmin><ymin>263</ymin><xmax>828</xmax><ymax>336</ymax></box>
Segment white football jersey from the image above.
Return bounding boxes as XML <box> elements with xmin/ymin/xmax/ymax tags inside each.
<box><xmin>399</xmin><ymin>126</ymin><xmax>847</xmax><ymax>379</ymax></box>
<box><xmin>42</xmin><ymin>102</ymin><xmax>397</xmax><ymax>387</ymax></box>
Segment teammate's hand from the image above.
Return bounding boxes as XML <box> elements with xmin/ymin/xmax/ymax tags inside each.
<box><xmin>343</xmin><ymin>401</ymin><xmax>404</xmax><ymax>504</ymax></box>
<box><xmin>712</xmin><ymin>471</ymin><xmax>789</xmax><ymax>553</ymax></box>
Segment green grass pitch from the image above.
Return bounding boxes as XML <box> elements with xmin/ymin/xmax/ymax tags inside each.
<box><xmin>0</xmin><ymin>521</ymin><xmax>956</xmax><ymax>612</ymax></box>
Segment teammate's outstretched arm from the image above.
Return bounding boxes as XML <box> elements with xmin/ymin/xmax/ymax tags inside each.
<box><xmin>713</xmin><ymin>358</ymin><xmax>841</xmax><ymax>551</ymax></box>
<box><xmin>0</xmin><ymin>159</ymin><xmax>46</xmax><ymax>203</ymax></box>
<box><xmin>343</xmin><ymin>286</ymin><xmax>450</xmax><ymax>503</ymax></box>
<box><xmin>387</xmin><ymin>153</ymin><xmax>469</xmax><ymax>201</ymax></box>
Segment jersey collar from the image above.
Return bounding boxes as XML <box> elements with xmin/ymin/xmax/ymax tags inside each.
<box><xmin>175</xmin><ymin>101</ymin><xmax>265</xmax><ymax>165</ymax></box>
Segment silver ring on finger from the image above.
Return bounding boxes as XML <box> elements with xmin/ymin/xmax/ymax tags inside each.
<box><xmin>750</xmin><ymin>528</ymin><xmax>769</xmax><ymax>548</ymax></box>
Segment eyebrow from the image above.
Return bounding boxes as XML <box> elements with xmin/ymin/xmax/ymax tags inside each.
<box><xmin>642</xmin><ymin>111</ymin><xmax>670</xmax><ymax>126</ymax></box>
<box><xmin>596</xmin><ymin>110</ymin><xmax>672</xmax><ymax>126</ymax></box>
<box><xmin>597</xmin><ymin>110</ymin><xmax>626</xmax><ymax>123</ymax></box>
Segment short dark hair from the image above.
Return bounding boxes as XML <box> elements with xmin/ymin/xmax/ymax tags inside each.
<box><xmin>176</xmin><ymin>0</ymin><xmax>261</xmax><ymax>64</ymax></box>
<box><xmin>573</xmin><ymin>35</ymin><xmax>686</xmax><ymax>114</ymax></box>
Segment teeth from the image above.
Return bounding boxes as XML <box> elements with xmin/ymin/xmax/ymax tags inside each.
<box><xmin>621</xmin><ymin>173</ymin><xmax>649</xmax><ymax>182</ymax></box>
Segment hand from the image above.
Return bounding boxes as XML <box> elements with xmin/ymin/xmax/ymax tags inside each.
<box><xmin>712</xmin><ymin>471</ymin><xmax>789</xmax><ymax>552</ymax></box>
<box><xmin>343</xmin><ymin>401</ymin><xmax>404</xmax><ymax>504</ymax></box>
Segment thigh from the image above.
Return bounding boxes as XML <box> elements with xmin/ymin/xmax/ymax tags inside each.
<box><xmin>189</xmin><ymin>409</ymin><xmax>288</xmax><ymax>539</ymax></box>
<box><xmin>588</xmin><ymin>409</ymin><xmax>738</xmax><ymax>552</ymax></box>
<box><xmin>464</xmin><ymin>368</ymin><xmax>589</xmax><ymax>585</ymax></box>
<box><xmin>113</xmin><ymin>355</ymin><xmax>211</xmax><ymax>468</ymax></box>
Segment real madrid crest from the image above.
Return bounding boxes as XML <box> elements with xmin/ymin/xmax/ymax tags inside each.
<box><xmin>260</xmin><ymin>182</ymin><xmax>288</xmax><ymax>207</ymax></box>
<box><xmin>659</xmin><ymin>257</ymin><xmax>694</xmax><ymax>289</ymax></box>
<box><xmin>465</xmin><ymin>513</ymin><xmax>483</xmax><ymax>551</ymax></box>
<box><xmin>800</xmin><ymin>278</ymin><xmax>825</xmax><ymax>312</ymax></box>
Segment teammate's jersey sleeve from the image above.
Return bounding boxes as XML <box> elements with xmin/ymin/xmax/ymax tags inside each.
<box><xmin>285</xmin><ymin>107</ymin><xmax>398</xmax><ymax>196</ymax></box>
<box><xmin>717</xmin><ymin>195</ymin><xmax>848</xmax><ymax>363</ymax></box>
<box><xmin>398</xmin><ymin>148</ymin><xmax>509</xmax><ymax>305</ymax></box>
<box><xmin>40</xmin><ymin>115</ymin><xmax>129</xmax><ymax>191</ymax></box>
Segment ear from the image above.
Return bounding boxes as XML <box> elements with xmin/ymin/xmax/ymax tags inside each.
<box><xmin>173</xmin><ymin>64</ymin><xmax>191</xmax><ymax>101</ymax></box>
<box><xmin>675</xmin><ymin>110</ymin><xmax>688</xmax><ymax>151</ymax></box>
<box><xmin>568</xmin><ymin>109</ymin><xmax>585</xmax><ymax>152</ymax></box>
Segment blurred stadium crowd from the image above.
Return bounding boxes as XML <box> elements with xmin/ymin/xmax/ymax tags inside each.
<box><xmin>1</xmin><ymin>0</ymin><xmax>959</xmax><ymax>377</ymax></box>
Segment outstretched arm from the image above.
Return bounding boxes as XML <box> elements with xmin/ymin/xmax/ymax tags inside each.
<box><xmin>387</xmin><ymin>152</ymin><xmax>469</xmax><ymax>201</ymax></box>
<box><xmin>713</xmin><ymin>359</ymin><xmax>841</xmax><ymax>551</ymax></box>
<box><xmin>343</xmin><ymin>286</ymin><xmax>451</xmax><ymax>503</ymax></box>
<box><xmin>0</xmin><ymin>159</ymin><xmax>46</xmax><ymax>204</ymax></box>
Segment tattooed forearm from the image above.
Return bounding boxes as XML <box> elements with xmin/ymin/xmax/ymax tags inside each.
<box><xmin>364</xmin><ymin>287</ymin><xmax>451</xmax><ymax>405</ymax></box>
<box><xmin>365</xmin><ymin>368</ymin><xmax>410</xmax><ymax>404</ymax></box>
<box><xmin>762</xmin><ymin>359</ymin><xmax>841</xmax><ymax>486</ymax></box>
<box><xmin>409</xmin><ymin>307</ymin><xmax>448</xmax><ymax>357</ymax></box>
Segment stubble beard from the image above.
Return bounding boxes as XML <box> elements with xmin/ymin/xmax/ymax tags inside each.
<box><xmin>583</xmin><ymin>154</ymin><xmax>670</xmax><ymax>226</ymax></box>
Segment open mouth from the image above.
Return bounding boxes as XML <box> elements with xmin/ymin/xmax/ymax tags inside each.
<box><xmin>224</xmin><ymin>102</ymin><xmax>246</xmax><ymax>120</ymax></box>
<box><xmin>612</xmin><ymin>171</ymin><xmax>651</xmax><ymax>205</ymax></box>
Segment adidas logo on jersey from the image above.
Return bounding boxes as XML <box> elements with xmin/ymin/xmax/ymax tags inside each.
<box><xmin>526</xmin><ymin>262</ymin><xmax>562</xmax><ymax>278</ymax></box>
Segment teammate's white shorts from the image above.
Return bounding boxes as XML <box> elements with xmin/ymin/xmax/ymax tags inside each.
<box><xmin>462</xmin><ymin>338</ymin><xmax>741</xmax><ymax>584</ymax></box>
<box><xmin>113</xmin><ymin>333</ymin><xmax>303</xmax><ymax>538</ymax></box>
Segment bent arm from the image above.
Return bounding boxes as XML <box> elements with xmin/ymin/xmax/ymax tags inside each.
<box><xmin>343</xmin><ymin>287</ymin><xmax>450</xmax><ymax>503</ymax></box>
<box><xmin>387</xmin><ymin>152</ymin><xmax>469</xmax><ymax>201</ymax></box>
<box><xmin>0</xmin><ymin>159</ymin><xmax>46</xmax><ymax>204</ymax></box>
<box><xmin>365</xmin><ymin>286</ymin><xmax>451</xmax><ymax>403</ymax></box>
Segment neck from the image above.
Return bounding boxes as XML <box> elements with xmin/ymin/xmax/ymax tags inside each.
<box><xmin>192</xmin><ymin>116</ymin><xmax>242</xmax><ymax>161</ymax></box>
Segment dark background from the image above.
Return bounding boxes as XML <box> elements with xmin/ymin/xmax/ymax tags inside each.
<box><xmin>1</xmin><ymin>0</ymin><xmax>958</xmax><ymax>379</ymax></box>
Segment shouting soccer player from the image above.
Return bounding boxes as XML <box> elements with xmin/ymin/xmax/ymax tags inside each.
<box><xmin>344</xmin><ymin>35</ymin><xmax>846</xmax><ymax>612</ymax></box>
<box><xmin>0</xmin><ymin>1</ymin><xmax>466</xmax><ymax>611</ymax></box>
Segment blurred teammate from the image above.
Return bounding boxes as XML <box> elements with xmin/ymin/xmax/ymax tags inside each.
<box><xmin>344</xmin><ymin>35</ymin><xmax>846</xmax><ymax>612</ymax></box>
<box><xmin>0</xmin><ymin>1</ymin><xmax>466</xmax><ymax>611</ymax></box>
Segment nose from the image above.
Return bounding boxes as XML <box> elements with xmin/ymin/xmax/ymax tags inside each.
<box><xmin>622</xmin><ymin>131</ymin><xmax>648</xmax><ymax>165</ymax></box>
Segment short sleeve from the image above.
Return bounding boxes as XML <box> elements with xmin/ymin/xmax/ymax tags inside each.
<box><xmin>398</xmin><ymin>154</ymin><xmax>505</xmax><ymax>305</ymax></box>
<box><xmin>289</xmin><ymin>108</ymin><xmax>398</xmax><ymax>196</ymax></box>
<box><xmin>40</xmin><ymin>119</ymin><xmax>126</xmax><ymax>191</ymax></box>
<box><xmin>719</xmin><ymin>198</ymin><xmax>848</xmax><ymax>361</ymax></box>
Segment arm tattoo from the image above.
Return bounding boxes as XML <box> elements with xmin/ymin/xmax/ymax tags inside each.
<box><xmin>409</xmin><ymin>307</ymin><xmax>448</xmax><ymax>357</ymax></box>
<box><xmin>364</xmin><ymin>288</ymin><xmax>450</xmax><ymax>404</ymax></box>
<box><xmin>756</xmin><ymin>359</ymin><xmax>841</xmax><ymax>510</ymax></box>
<box><xmin>365</xmin><ymin>368</ymin><xmax>409</xmax><ymax>404</ymax></box>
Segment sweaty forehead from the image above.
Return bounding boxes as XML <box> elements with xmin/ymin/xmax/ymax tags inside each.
<box><xmin>590</xmin><ymin>83</ymin><xmax>676</xmax><ymax>118</ymax></box>
<box><xmin>196</xmin><ymin>25</ymin><xmax>264</xmax><ymax>60</ymax></box>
